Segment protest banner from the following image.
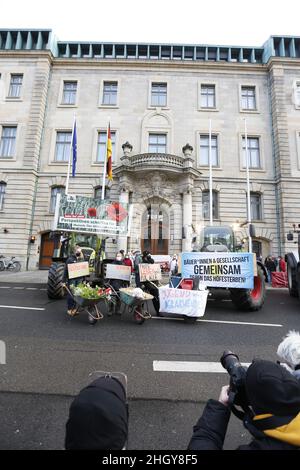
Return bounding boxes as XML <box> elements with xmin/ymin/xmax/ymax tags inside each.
<box><xmin>67</xmin><ymin>261</ymin><xmax>90</xmax><ymax>279</ymax></box>
<box><xmin>53</xmin><ymin>195</ymin><xmax>130</xmax><ymax>236</ymax></box>
<box><xmin>139</xmin><ymin>263</ymin><xmax>162</xmax><ymax>282</ymax></box>
<box><xmin>105</xmin><ymin>264</ymin><xmax>132</xmax><ymax>282</ymax></box>
<box><xmin>181</xmin><ymin>252</ymin><xmax>254</xmax><ymax>289</ymax></box>
<box><xmin>159</xmin><ymin>286</ymin><xmax>208</xmax><ymax>317</ymax></box>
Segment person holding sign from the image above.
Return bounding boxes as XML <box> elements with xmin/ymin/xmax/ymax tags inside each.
<box><xmin>107</xmin><ymin>253</ymin><xmax>127</xmax><ymax>315</ymax></box>
<box><xmin>63</xmin><ymin>246</ymin><xmax>86</xmax><ymax>316</ymax></box>
<box><xmin>140</xmin><ymin>251</ymin><xmax>160</xmax><ymax>315</ymax></box>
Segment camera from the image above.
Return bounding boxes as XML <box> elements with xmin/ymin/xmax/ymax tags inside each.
<box><xmin>220</xmin><ymin>350</ymin><xmax>248</xmax><ymax>409</ymax></box>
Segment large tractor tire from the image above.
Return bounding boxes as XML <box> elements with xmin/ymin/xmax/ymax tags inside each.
<box><xmin>230</xmin><ymin>267</ymin><xmax>266</xmax><ymax>311</ymax></box>
<box><xmin>47</xmin><ymin>262</ymin><xmax>65</xmax><ymax>299</ymax></box>
<box><xmin>285</xmin><ymin>253</ymin><xmax>298</xmax><ymax>298</ymax></box>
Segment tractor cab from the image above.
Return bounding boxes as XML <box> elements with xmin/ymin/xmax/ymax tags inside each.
<box><xmin>193</xmin><ymin>226</ymin><xmax>236</xmax><ymax>253</ymax></box>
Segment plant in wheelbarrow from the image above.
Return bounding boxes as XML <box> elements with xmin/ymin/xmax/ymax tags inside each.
<box><xmin>71</xmin><ymin>283</ymin><xmax>112</xmax><ymax>325</ymax></box>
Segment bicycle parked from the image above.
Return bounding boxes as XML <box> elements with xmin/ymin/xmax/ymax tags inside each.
<box><xmin>0</xmin><ymin>256</ymin><xmax>21</xmax><ymax>272</ymax></box>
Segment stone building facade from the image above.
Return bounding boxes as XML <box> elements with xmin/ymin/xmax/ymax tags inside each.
<box><xmin>0</xmin><ymin>30</ymin><xmax>299</xmax><ymax>269</ymax></box>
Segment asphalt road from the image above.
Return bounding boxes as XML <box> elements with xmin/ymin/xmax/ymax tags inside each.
<box><xmin>0</xmin><ymin>282</ymin><xmax>299</xmax><ymax>450</ymax></box>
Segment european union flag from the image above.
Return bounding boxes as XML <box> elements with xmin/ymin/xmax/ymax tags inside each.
<box><xmin>71</xmin><ymin>120</ymin><xmax>77</xmax><ymax>177</ymax></box>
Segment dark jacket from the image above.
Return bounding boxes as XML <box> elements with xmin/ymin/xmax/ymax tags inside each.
<box><xmin>63</xmin><ymin>254</ymin><xmax>82</xmax><ymax>283</ymax></box>
<box><xmin>188</xmin><ymin>399</ymin><xmax>299</xmax><ymax>450</ymax></box>
<box><xmin>109</xmin><ymin>259</ymin><xmax>126</xmax><ymax>291</ymax></box>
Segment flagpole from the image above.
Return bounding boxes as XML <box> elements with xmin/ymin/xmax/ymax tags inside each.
<box><xmin>209</xmin><ymin>119</ymin><xmax>213</xmax><ymax>226</ymax></box>
<box><xmin>244</xmin><ymin>118</ymin><xmax>252</xmax><ymax>253</ymax></box>
<box><xmin>101</xmin><ymin>120</ymin><xmax>110</xmax><ymax>200</ymax></box>
<box><xmin>65</xmin><ymin>114</ymin><xmax>76</xmax><ymax>195</ymax></box>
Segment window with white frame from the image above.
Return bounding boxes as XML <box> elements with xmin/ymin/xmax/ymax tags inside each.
<box><xmin>55</xmin><ymin>132</ymin><xmax>72</xmax><ymax>162</ymax></box>
<box><xmin>199</xmin><ymin>134</ymin><xmax>218</xmax><ymax>166</ymax></box>
<box><xmin>151</xmin><ymin>83</ymin><xmax>167</xmax><ymax>107</ymax></box>
<box><xmin>96</xmin><ymin>131</ymin><xmax>116</xmax><ymax>162</ymax></box>
<box><xmin>50</xmin><ymin>186</ymin><xmax>65</xmax><ymax>214</ymax></box>
<box><xmin>8</xmin><ymin>74</ymin><xmax>23</xmax><ymax>98</ymax></box>
<box><xmin>202</xmin><ymin>190</ymin><xmax>219</xmax><ymax>220</ymax></box>
<box><xmin>200</xmin><ymin>84</ymin><xmax>216</xmax><ymax>108</ymax></box>
<box><xmin>242</xmin><ymin>136</ymin><xmax>261</xmax><ymax>168</ymax></box>
<box><xmin>62</xmin><ymin>81</ymin><xmax>77</xmax><ymax>105</ymax></box>
<box><xmin>250</xmin><ymin>192</ymin><xmax>262</xmax><ymax>220</ymax></box>
<box><xmin>241</xmin><ymin>86</ymin><xmax>256</xmax><ymax>110</ymax></box>
<box><xmin>0</xmin><ymin>126</ymin><xmax>17</xmax><ymax>157</ymax></box>
<box><xmin>94</xmin><ymin>186</ymin><xmax>110</xmax><ymax>199</ymax></box>
<box><xmin>295</xmin><ymin>82</ymin><xmax>300</xmax><ymax>107</ymax></box>
<box><xmin>0</xmin><ymin>182</ymin><xmax>6</xmax><ymax>210</ymax></box>
<box><xmin>102</xmin><ymin>81</ymin><xmax>118</xmax><ymax>105</ymax></box>
<box><xmin>148</xmin><ymin>133</ymin><xmax>167</xmax><ymax>153</ymax></box>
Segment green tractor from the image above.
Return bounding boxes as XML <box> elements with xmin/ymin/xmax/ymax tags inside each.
<box><xmin>192</xmin><ymin>225</ymin><xmax>267</xmax><ymax>311</ymax></box>
<box><xmin>47</xmin><ymin>232</ymin><xmax>109</xmax><ymax>299</ymax></box>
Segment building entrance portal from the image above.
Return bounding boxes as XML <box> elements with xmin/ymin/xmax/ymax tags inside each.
<box><xmin>141</xmin><ymin>205</ymin><xmax>169</xmax><ymax>255</ymax></box>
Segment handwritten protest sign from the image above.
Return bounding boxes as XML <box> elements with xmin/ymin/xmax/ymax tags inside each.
<box><xmin>159</xmin><ymin>286</ymin><xmax>208</xmax><ymax>317</ymax></box>
<box><xmin>139</xmin><ymin>263</ymin><xmax>162</xmax><ymax>282</ymax></box>
<box><xmin>181</xmin><ymin>252</ymin><xmax>254</xmax><ymax>289</ymax></box>
<box><xmin>67</xmin><ymin>261</ymin><xmax>90</xmax><ymax>280</ymax></box>
<box><xmin>105</xmin><ymin>264</ymin><xmax>131</xmax><ymax>281</ymax></box>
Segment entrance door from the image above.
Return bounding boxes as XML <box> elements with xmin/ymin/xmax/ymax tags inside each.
<box><xmin>39</xmin><ymin>232</ymin><xmax>54</xmax><ymax>269</ymax></box>
<box><xmin>141</xmin><ymin>206</ymin><xmax>169</xmax><ymax>255</ymax></box>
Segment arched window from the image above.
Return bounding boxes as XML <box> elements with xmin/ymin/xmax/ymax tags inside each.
<box><xmin>50</xmin><ymin>186</ymin><xmax>65</xmax><ymax>213</ymax></box>
<box><xmin>0</xmin><ymin>182</ymin><xmax>7</xmax><ymax>210</ymax></box>
<box><xmin>202</xmin><ymin>190</ymin><xmax>219</xmax><ymax>220</ymax></box>
<box><xmin>250</xmin><ymin>192</ymin><xmax>262</xmax><ymax>220</ymax></box>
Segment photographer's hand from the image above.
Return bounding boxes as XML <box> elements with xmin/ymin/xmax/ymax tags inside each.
<box><xmin>218</xmin><ymin>385</ymin><xmax>230</xmax><ymax>406</ymax></box>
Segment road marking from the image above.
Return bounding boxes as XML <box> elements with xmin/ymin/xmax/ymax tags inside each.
<box><xmin>0</xmin><ymin>286</ymin><xmax>10</xmax><ymax>289</ymax></box>
<box><xmin>153</xmin><ymin>361</ymin><xmax>251</xmax><ymax>373</ymax></box>
<box><xmin>0</xmin><ymin>305</ymin><xmax>45</xmax><ymax>311</ymax></box>
<box><xmin>151</xmin><ymin>317</ymin><xmax>282</xmax><ymax>327</ymax></box>
<box><xmin>26</xmin><ymin>288</ymin><xmax>38</xmax><ymax>290</ymax></box>
<box><xmin>13</xmin><ymin>287</ymin><xmax>25</xmax><ymax>290</ymax></box>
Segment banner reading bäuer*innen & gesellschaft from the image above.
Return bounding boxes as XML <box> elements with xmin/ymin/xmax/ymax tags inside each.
<box><xmin>181</xmin><ymin>252</ymin><xmax>254</xmax><ymax>289</ymax></box>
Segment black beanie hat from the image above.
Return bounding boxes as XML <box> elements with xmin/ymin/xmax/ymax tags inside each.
<box><xmin>245</xmin><ymin>359</ymin><xmax>300</xmax><ymax>416</ymax></box>
<box><xmin>65</xmin><ymin>377</ymin><xmax>128</xmax><ymax>450</ymax></box>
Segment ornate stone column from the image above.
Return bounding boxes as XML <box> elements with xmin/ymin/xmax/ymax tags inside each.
<box><xmin>182</xmin><ymin>185</ymin><xmax>193</xmax><ymax>252</ymax></box>
<box><xmin>117</xmin><ymin>185</ymin><xmax>130</xmax><ymax>253</ymax></box>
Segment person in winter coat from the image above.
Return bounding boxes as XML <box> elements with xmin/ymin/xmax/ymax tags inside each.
<box><xmin>65</xmin><ymin>375</ymin><xmax>128</xmax><ymax>450</ymax></box>
<box><xmin>123</xmin><ymin>253</ymin><xmax>133</xmax><ymax>272</ymax></box>
<box><xmin>264</xmin><ymin>256</ymin><xmax>277</xmax><ymax>283</ymax></box>
<box><xmin>188</xmin><ymin>359</ymin><xmax>300</xmax><ymax>450</ymax></box>
<box><xmin>279</xmin><ymin>256</ymin><xmax>286</xmax><ymax>273</ymax></box>
<box><xmin>277</xmin><ymin>330</ymin><xmax>300</xmax><ymax>381</ymax></box>
<box><xmin>140</xmin><ymin>250</ymin><xmax>160</xmax><ymax>315</ymax></box>
<box><xmin>107</xmin><ymin>252</ymin><xmax>127</xmax><ymax>315</ymax></box>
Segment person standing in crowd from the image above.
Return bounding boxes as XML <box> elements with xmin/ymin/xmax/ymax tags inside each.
<box><xmin>141</xmin><ymin>250</ymin><xmax>160</xmax><ymax>315</ymax></box>
<box><xmin>107</xmin><ymin>252</ymin><xmax>126</xmax><ymax>315</ymax></box>
<box><xmin>279</xmin><ymin>256</ymin><xmax>286</xmax><ymax>272</ymax></box>
<box><xmin>123</xmin><ymin>253</ymin><xmax>133</xmax><ymax>287</ymax></box>
<box><xmin>264</xmin><ymin>255</ymin><xmax>277</xmax><ymax>283</ymax></box>
<box><xmin>119</xmin><ymin>249</ymin><xmax>125</xmax><ymax>260</ymax></box>
<box><xmin>133</xmin><ymin>250</ymin><xmax>142</xmax><ymax>287</ymax></box>
<box><xmin>170</xmin><ymin>254</ymin><xmax>178</xmax><ymax>276</ymax></box>
<box><xmin>63</xmin><ymin>245</ymin><xmax>85</xmax><ymax>316</ymax></box>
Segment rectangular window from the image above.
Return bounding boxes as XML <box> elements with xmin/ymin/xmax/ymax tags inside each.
<box><xmin>296</xmin><ymin>83</ymin><xmax>300</xmax><ymax>107</ymax></box>
<box><xmin>102</xmin><ymin>81</ymin><xmax>118</xmax><ymax>105</ymax></box>
<box><xmin>0</xmin><ymin>126</ymin><xmax>17</xmax><ymax>157</ymax></box>
<box><xmin>148</xmin><ymin>134</ymin><xmax>167</xmax><ymax>153</ymax></box>
<box><xmin>50</xmin><ymin>187</ymin><xmax>65</xmax><ymax>214</ymax></box>
<box><xmin>62</xmin><ymin>81</ymin><xmax>77</xmax><ymax>105</ymax></box>
<box><xmin>250</xmin><ymin>193</ymin><xmax>262</xmax><ymax>220</ymax></box>
<box><xmin>201</xmin><ymin>84</ymin><xmax>216</xmax><ymax>108</ymax></box>
<box><xmin>96</xmin><ymin>131</ymin><xmax>116</xmax><ymax>162</ymax></box>
<box><xmin>199</xmin><ymin>134</ymin><xmax>218</xmax><ymax>166</ymax></box>
<box><xmin>202</xmin><ymin>191</ymin><xmax>219</xmax><ymax>220</ymax></box>
<box><xmin>151</xmin><ymin>83</ymin><xmax>167</xmax><ymax>107</ymax></box>
<box><xmin>8</xmin><ymin>74</ymin><xmax>23</xmax><ymax>98</ymax></box>
<box><xmin>241</xmin><ymin>86</ymin><xmax>256</xmax><ymax>110</ymax></box>
<box><xmin>55</xmin><ymin>132</ymin><xmax>72</xmax><ymax>162</ymax></box>
<box><xmin>0</xmin><ymin>183</ymin><xmax>6</xmax><ymax>211</ymax></box>
<box><xmin>242</xmin><ymin>136</ymin><xmax>260</xmax><ymax>168</ymax></box>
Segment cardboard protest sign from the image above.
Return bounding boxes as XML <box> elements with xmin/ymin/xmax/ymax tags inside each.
<box><xmin>139</xmin><ymin>263</ymin><xmax>162</xmax><ymax>282</ymax></box>
<box><xmin>181</xmin><ymin>252</ymin><xmax>254</xmax><ymax>289</ymax></box>
<box><xmin>67</xmin><ymin>261</ymin><xmax>90</xmax><ymax>279</ymax></box>
<box><xmin>159</xmin><ymin>286</ymin><xmax>208</xmax><ymax>317</ymax></box>
<box><xmin>105</xmin><ymin>264</ymin><xmax>131</xmax><ymax>281</ymax></box>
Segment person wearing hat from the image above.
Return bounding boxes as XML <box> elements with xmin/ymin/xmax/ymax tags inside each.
<box><xmin>65</xmin><ymin>375</ymin><xmax>128</xmax><ymax>450</ymax></box>
<box><xmin>188</xmin><ymin>360</ymin><xmax>300</xmax><ymax>450</ymax></box>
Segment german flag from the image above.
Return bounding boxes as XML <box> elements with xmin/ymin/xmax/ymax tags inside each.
<box><xmin>106</xmin><ymin>123</ymin><xmax>113</xmax><ymax>181</ymax></box>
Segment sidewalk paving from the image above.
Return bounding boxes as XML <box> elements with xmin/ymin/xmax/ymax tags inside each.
<box><xmin>0</xmin><ymin>270</ymin><xmax>49</xmax><ymax>284</ymax></box>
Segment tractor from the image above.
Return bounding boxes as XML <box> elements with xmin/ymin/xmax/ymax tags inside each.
<box><xmin>47</xmin><ymin>231</ymin><xmax>112</xmax><ymax>299</ymax></box>
<box><xmin>285</xmin><ymin>227</ymin><xmax>300</xmax><ymax>298</ymax></box>
<box><xmin>191</xmin><ymin>225</ymin><xmax>267</xmax><ymax>311</ymax></box>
